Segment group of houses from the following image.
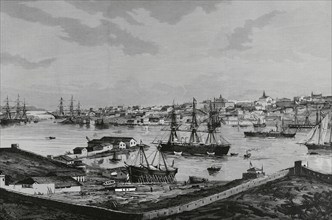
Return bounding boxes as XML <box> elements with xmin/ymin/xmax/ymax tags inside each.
<box><xmin>71</xmin><ymin>136</ymin><xmax>138</xmax><ymax>158</ymax></box>
<box><xmin>0</xmin><ymin>170</ymin><xmax>85</xmax><ymax>195</ymax></box>
<box><xmin>0</xmin><ymin>144</ymin><xmax>86</xmax><ymax>195</ymax></box>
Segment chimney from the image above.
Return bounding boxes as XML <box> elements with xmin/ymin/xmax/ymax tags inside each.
<box><xmin>11</xmin><ymin>144</ymin><xmax>19</xmax><ymax>149</ymax></box>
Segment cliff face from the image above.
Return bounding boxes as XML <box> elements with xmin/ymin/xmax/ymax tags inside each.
<box><xmin>168</xmin><ymin>176</ymin><xmax>332</xmax><ymax>220</ymax></box>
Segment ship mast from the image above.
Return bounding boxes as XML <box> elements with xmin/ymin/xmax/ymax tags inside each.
<box><xmin>205</xmin><ymin>101</ymin><xmax>220</xmax><ymax>145</ymax></box>
<box><xmin>189</xmin><ymin>97</ymin><xmax>200</xmax><ymax>143</ymax></box>
<box><xmin>77</xmin><ymin>101</ymin><xmax>81</xmax><ymax>116</ymax></box>
<box><xmin>14</xmin><ymin>94</ymin><xmax>21</xmax><ymax>119</ymax></box>
<box><xmin>22</xmin><ymin>99</ymin><xmax>27</xmax><ymax>121</ymax></box>
<box><xmin>4</xmin><ymin>96</ymin><xmax>11</xmax><ymax>119</ymax></box>
<box><xmin>69</xmin><ymin>95</ymin><xmax>74</xmax><ymax>116</ymax></box>
<box><xmin>59</xmin><ymin>97</ymin><xmax>64</xmax><ymax>116</ymax></box>
<box><xmin>167</xmin><ymin>101</ymin><xmax>179</xmax><ymax>144</ymax></box>
<box><xmin>304</xmin><ymin>104</ymin><xmax>310</xmax><ymax>125</ymax></box>
<box><xmin>294</xmin><ymin>106</ymin><xmax>298</xmax><ymax>124</ymax></box>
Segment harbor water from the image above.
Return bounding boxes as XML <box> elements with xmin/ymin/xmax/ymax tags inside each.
<box><xmin>1</xmin><ymin>116</ymin><xmax>331</xmax><ymax>182</ymax></box>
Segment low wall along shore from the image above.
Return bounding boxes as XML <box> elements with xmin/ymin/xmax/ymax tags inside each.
<box><xmin>2</xmin><ymin>160</ymin><xmax>329</xmax><ymax>220</ymax></box>
<box><xmin>142</xmin><ymin>170</ymin><xmax>290</xmax><ymax>220</ymax></box>
<box><xmin>0</xmin><ymin>187</ymin><xmax>142</xmax><ymax>220</ymax></box>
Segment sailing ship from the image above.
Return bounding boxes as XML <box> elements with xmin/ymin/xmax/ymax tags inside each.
<box><xmin>48</xmin><ymin>97</ymin><xmax>67</xmax><ymax>119</ymax></box>
<box><xmin>125</xmin><ymin>142</ymin><xmax>178</xmax><ymax>183</ymax></box>
<box><xmin>158</xmin><ymin>98</ymin><xmax>230</xmax><ymax>156</ymax></box>
<box><xmin>58</xmin><ymin>96</ymin><xmax>90</xmax><ymax>125</ymax></box>
<box><xmin>244</xmin><ymin>117</ymin><xmax>296</xmax><ymax>138</ymax></box>
<box><xmin>0</xmin><ymin>95</ymin><xmax>28</xmax><ymax>125</ymax></box>
<box><xmin>300</xmin><ymin>114</ymin><xmax>331</xmax><ymax>149</ymax></box>
<box><xmin>288</xmin><ymin>105</ymin><xmax>316</xmax><ymax>129</ymax></box>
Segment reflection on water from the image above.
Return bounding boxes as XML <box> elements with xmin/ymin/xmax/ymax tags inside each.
<box><xmin>1</xmin><ymin>119</ymin><xmax>331</xmax><ymax>181</ymax></box>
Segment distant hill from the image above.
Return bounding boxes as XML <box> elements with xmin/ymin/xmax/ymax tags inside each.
<box><xmin>0</xmin><ymin>105</ymin><xmax>47</xmax><ymax>112</ymax></box>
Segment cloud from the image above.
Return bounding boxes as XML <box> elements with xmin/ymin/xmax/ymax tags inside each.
<box><xmin>1</xmin><ymin>1</ymin><xmax>158</xmax><ymax>55</ymax></box>
<box><xmin>223</xmin><ymin>10</ymin><xmax>283</xmax><ymax>51</ymax></box>
<box><xmin>1</xmin><ymin>52</ymin><xmax>56</xmax><ymax>69</ymax></box>
<box><xmin>67</xmin><ymin>1</ymin><xmax>220</xmax><ymax>25</ymax></box>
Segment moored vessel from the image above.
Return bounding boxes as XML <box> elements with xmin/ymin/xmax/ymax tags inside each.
<box><xmin>125</xmin><ymin>142</ymin><xmax>178</xmax><ymax>183</ymax></box>
<box><xmin>158</xmin><ymin>98</ymin><xmax>231</xmax><ymax>156</ymax></box>
<box><xmin>244</xmin><ymin>117</ymin><xmax>296</xmax><ymax>138</ymax></box>
<box><xmin>300</xmin><ymin>114</ymin><xmax>332</xmax><ymax>150</ymax></box>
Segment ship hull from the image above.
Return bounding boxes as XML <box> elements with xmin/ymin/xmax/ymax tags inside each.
<box><xmin>126</xmin><ymin>165</ymin><xmax>177</xmax><ymax>183</ymax></box>
<box><xmin>0</xmin><ymin>119</ymin><xmax>22</xmax><ymax>125</ymax></box>
<box><xmin>244</xmin><ymin>131</ymin><xmax>296</xmax><ymax>138</ymax></box>
<box><xmin>160</xmin><ymin>143</ymin><xmax>230</xmax><ymax>156</ymax></box>
<box><xmin>253</xmin><ymin>123</ymin><xmax>266</xmax><ymax>128</ymax></box>
<box><xmin>288</xmin><ymin>124</ymin><xmax>315</xmax><ymax>129</ymax></box>
<box><xmin>305</xmin><ymin>143</ymin><xmax>332</xmax><ymax>150</ymax></box>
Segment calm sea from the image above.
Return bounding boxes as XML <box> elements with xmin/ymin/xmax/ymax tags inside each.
<box><xmin>1</xmin><ymin>112</ymin><xmax>331</xmax><ymax>181</ymax></box>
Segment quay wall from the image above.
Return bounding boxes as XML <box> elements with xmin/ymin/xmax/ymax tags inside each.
<box><xmin>143</xmin><ymin>169</ymin><xmax>289</xmax><ymax>220</ymax></box>
<box><xmin>0</xmin><ymin>188</ymin><xmax>142</xmax><ymax>220</ymax></box>
<box><xmin>289</xmin><ymin>161</ymin><xmax>332</xmax><ymax>184</ymax></box>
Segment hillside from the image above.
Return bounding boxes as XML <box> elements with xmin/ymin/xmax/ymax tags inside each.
<box><xmin>168</xmin><ymin>176</ymin><xmax>332</xmax><ymax>219</ymax></box>
<box><xmin>0</xmin><ymin>147</ymin><xmax>82</xmax><ymax>183</ymax></box>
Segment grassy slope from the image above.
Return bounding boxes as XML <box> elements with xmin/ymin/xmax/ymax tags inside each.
<box><xmin>167</xmin><ymin>176</ymin><xmax>332</xmax><ymax>219</ymax></box>
<box><xmin>0</xmin><ymin>148</ymin><xmax>81</xmax><ymax>183</ymax></box>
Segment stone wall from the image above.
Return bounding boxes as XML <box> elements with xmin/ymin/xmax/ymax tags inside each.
<box><xmin>143</xmin><ymin>170</ymin><xmax>289</xmax><ymax>219</ymax></box>
<box><xmin>0</xmin><ymin>188</ymin><xmax>142</xmax><ymax>220</ymax></box>
<box><xmin>289</xmin><ymin>160</ymin><xmax>332</xmax><ymax>184</ymax></box>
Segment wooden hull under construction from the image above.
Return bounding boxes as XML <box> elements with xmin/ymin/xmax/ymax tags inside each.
<box><xmin>126</xmin><ymin>165</ymin><xmax>177</xmax><ymax>183</ymax></box>
<box><xmin>160</xmin><ymin>143</ymin><xmax>230</xmax><ymax>156</ymax></box>
<box><xmin>305</xmin><ymin>143</ymin><xmax>332</xmax><ymax>150</ymax></box>
<box><xmin>244</xmin><ymin>131</ymin><xmax>296</xmax><ymax>138</ymax></box>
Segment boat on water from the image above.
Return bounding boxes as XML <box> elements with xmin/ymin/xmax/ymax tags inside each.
<box><xmin>158</xmin><ymin>98</ymin><xmax>231</xmax><ymax>156</ymax></box>
<box><xmin>244</xmin><ymin>131</ymin><xmax>296</xmax><ymax>138</ymax></box>
<box><xmin>300</xmin><ymin>114</ymin><xmax>331</xmax><ymax>150</ymax></box>
<box><xmin>207</xmin><ymin>165</ymin><xmax>221</xmax><ymax>172</ymax></box>
<box><xmin>0</xmin><ymin>96</ymin><xmax>29</xmax><ymax>125</ymax></box>
<box><xmin>244</xmin><ymin>117</ymin><xmax>296</xmax><ymax>138</ymax></box>
<box><xmin>242</xmin><ymin>162</ymin><xmax>265</xmax><ymax>179</ymax></box>
<box><xmin>244</xmin><ymin>150</ymin><xmax>251</xmax><ymax>159</ymax></box>
<box><xmin>125</xmin><ymin>142</ymin><xmax>178</xmax><ymax>183</ymax></box>
<box><xmin>46</xmin><ymin>136</ymin><xmax>56</xmax><ymax>140</ymax></box>
<box><xmin>230</xmin><ymin>153</ymin><xmax>239</xmax><ymax>156</ymax></box>
<box><xmin>288</xmin><ymin>105</ymin><xmax>316</xmax><ymax>129</ymax></box>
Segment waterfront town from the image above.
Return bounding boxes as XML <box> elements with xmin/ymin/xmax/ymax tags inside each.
<box><xmin>0</xmin><ymin>91</ymin><xmax>332</xmax><ymax>219</ymax></box>
<box><xmin>1</xmin><ymin>0</ymin><xmax>331</xmax><ymax>219</ymax></box>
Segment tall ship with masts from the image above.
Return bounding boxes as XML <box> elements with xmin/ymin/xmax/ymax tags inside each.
<box><xmin>288</xmin><ymin>104</ymin><xmax>318</xmax><ymax>129</ymax></box>
<box><xmin>158</xmin><ymin>98</ymin><xmax>231</xmax><ymax>156</ymax></box>
<box><xmin>300</xmin><ymin>113</ymin><xmax>331</xmax><ymax>149</ymax></box>
<box><xmin>244</xmin><ymin>117</ymin><xmax>296</xmax><ymax>138</ymax></box>
<box><xmin>125</xmin><ymin>142</ymin><xmax>178</xmax><ymax>183</ymax></box>
<box><xmin>0</xmin><ymin>95</ymin><xmax>28</xmax><ymax>125</ymax></box>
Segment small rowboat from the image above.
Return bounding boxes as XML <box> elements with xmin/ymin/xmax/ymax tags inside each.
<box><xmin>174</xmin><ymin>151</ymin><xmax>182</xmax><ymax>156</ymax></box>
<box><xmin>244</xmin><ymin>151</ymin><xmax>251</xmax><ymax>159</ymax></box>
<box><xmin>207</xmin><ymin>152</ymin><xmax>215</xmax><ymax>156</ymax></box>
<box><xmin>207</xmin><ymin>165</ymin><xmax>221</xmax><ymax>172</ymax></box>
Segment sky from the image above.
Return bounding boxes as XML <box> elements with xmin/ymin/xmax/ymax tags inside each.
<box><xmin>1</xmin><ymin>0</ymin><xmax>331</xmax><ymax>110</ymax></box>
